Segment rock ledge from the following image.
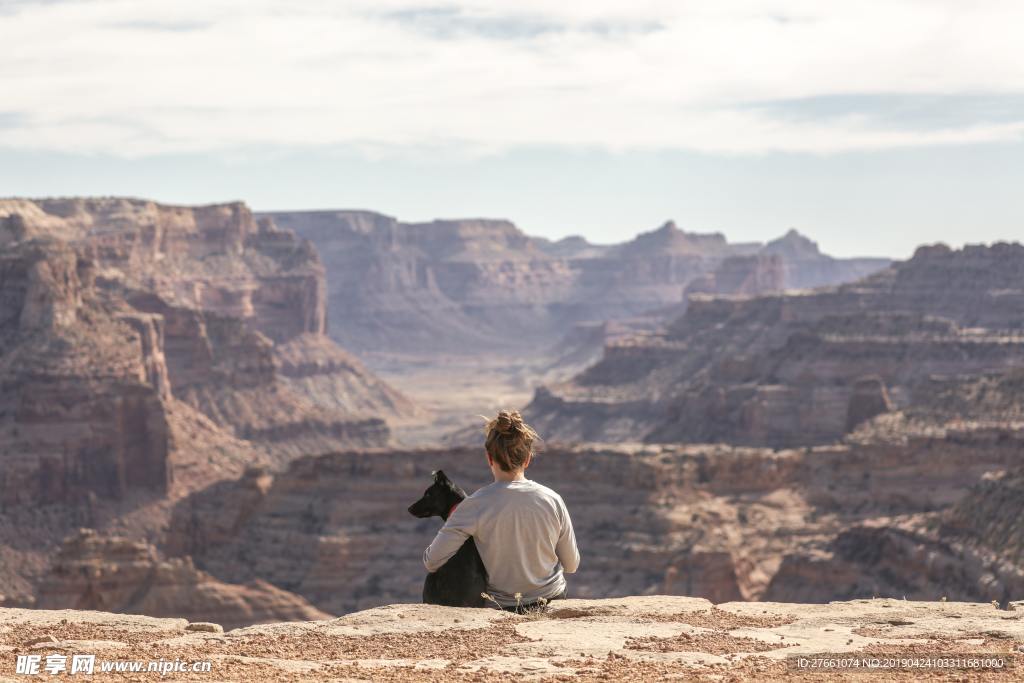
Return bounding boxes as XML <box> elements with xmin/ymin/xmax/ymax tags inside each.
<box><xmin>2</xmin><ymin>597</ymin><xmax>1022</xmax><ymax>680</ymax></box>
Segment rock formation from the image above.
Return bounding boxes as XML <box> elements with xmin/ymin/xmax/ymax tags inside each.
<box><xmin>33</xmin><ymin>529</ymin><xmax>331</xmax><ymax>630</ymax></box>
<box><xmin>684</xmin><ymin>253</ymin><xmax>786</xmax><ymax>298</ymax></box>
<box><xmin>0</xmin><ymin>198</ymin><xmax>414</xmax><ymax>607</ymax></box>
<box><xmin>945</xmin><ymin>465</ymin><xmax>1024</xmax><ymax>565</ymax></box>
<box><xmin>0</xmin><ymin>198</ymin><xmax>414</xmax><ymax>505</ymax></box>
<box><xmin>530</xmin><ymin>242</ymin><xmax>1024</xmax><ymax>446</ymax></box>
<box><xmin>0</xmin><ymin>239</ymin><xmax>173</xmax><ymax>506</ymax></box>
<box><xmin>262</xmin><ymin>211</ymin><xmax>888</xmax><ymax>355</ymax></box>
<box><xmin>767</xmin><ymin>461</ymin><xmax>1024</xmax><ymax>606</ymax></box>
<box><xmin>762</xmin><ymin>228</ymin><xmax>890</xmax><ymax>290</ymax></box>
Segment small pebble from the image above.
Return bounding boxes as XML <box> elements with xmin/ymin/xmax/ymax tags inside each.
<box><xmin>185</xmin><ymin>622</ymin><xmax>224</xmax><ymax>633</ymax></box>
<box><xmin>25</xmin><ymin>634</ymin><xmax>59</xmax><ymax>646</ymax></box>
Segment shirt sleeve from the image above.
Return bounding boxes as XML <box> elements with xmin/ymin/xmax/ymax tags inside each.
<box><xmin>423</xmin><ymin>502</ymin><xmax>477</xmax><ymax>573</ymax></box>
<box><xmin>556</xmin><ymin>498</ymin><xmax>580</xmax><ymax>574</ymax></box>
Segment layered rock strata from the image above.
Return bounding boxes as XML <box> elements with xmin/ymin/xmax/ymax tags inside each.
<box><xmin>0</xmin><ymin>240</ymin><xmax>172</xmax><ymax>506</ymax></box>
<box><xmin>34</xmin><ymin>529</ymin><xmax>331</xmax><ymax>629</ymax></box>
<box><xmin>684</xmin><ymin>253</ymin><xmax>786</xmax><ymax>298</ymax></box>
<box><xmin>0</xmin><ymin>198</ymin><xmax>414</xmax><ymax>508</ymax></box>
<box><xmin>767</xmin><ymin>461</ymin><xmax>1024</xmax><ymax>605</ymax></box>
<box><xmin>0</xmin><ymin>198</ymin><xmax>416</xmax><ymax>602</ymax></box>
<box><xmin>263</xmin><ymin>211</ymin><xmax>888</xmax><ymax>355</ymax></box>
<box><xmin>531</xmin><ymin>242</ymin><xmax>1024</xmax><ymax>446</ymax></box>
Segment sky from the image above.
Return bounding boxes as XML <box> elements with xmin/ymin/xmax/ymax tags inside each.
<box><xmin>1</xmin><ymin>0</ymin><xmax>1022</xmax><ymax>258</ymax></box>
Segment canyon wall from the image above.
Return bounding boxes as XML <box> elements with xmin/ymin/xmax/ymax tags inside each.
<box><xmin>0</xmin><ymin>198</ymin><xmax>416</xmax><ymax>512</ymax></box>
<box><xmin>34</xmin><ymin>528</ymin><xmax>331</xmax><ymax>629</ymax></box>
<box><xmin>530</xmin><ymin>242</ymin><xmax>1024</xmax><ymax>446</ymax></box>
<box><xmin>0</xmin><ymin>239</ymin><xmax>172</xmax><ymax>506</ymax></box>
<box><xmin>2</xmin><ymin>199</ymin><xmax>325</xmax><ymax>342</ymax></box>
<box><xmin>0</xmin><ymin>198</ymin><xmax>423</xmax><ymax>611</ymax></box>
<box><xmin>764</xmin><ymin>459</ymin><xmax>1024</xmax><ymax>606</ymax></box>
<box><xmin>263</xmin><ymin>211</ymin><xmax>888</xmax><ymax>355</ymax></box>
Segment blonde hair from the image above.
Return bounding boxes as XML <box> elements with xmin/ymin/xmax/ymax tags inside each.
<box><xmin>484</xmin><ymin>409</ymin><xmax>539</xmax><ymax>472</ymax></box>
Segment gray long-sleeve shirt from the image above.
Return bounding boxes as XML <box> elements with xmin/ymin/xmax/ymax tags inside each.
<box><xmin>422</xmin><ymin>478</ymin><xmax>580</xmax><ymax>607</ymax></box>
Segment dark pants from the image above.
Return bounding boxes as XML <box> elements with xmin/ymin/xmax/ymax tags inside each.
<box><xmin>500</xmin><ymin>588</ymin><xmax>567</xmax><ymax>614</ymax></box>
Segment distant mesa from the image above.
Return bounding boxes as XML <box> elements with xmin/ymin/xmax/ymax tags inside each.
<box><xmin>612</xmin><ymin>220</ymin><xmax>734</xmax><ymax>257</ymax></box>
<box><xmin>762</xmin><ymin>227</ymin><xmax>822</xmax><ymax>258</ymax></box>
<box><xmin>263</xmin><ymin>210</ymin><xmax>890</xmax><ymax>355</ymax></box>
<box><xmin>534</xmin><ymin>234</ymin><xmax>605</xmax><ymax>259</ymax></box>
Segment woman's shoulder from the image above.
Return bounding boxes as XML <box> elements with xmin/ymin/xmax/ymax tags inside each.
<box><xmin>467</xmin><ymin>479</ymin><xmax>562</xmax><ymax>499</ymax></box>
<box><xmin>521</xmin><ymin>479</ymin><xmax>567</xmax><ymax>504</ymax></box>
<box><xmin>467</xmin><ymin>481</ymin><xmax>502</xmax><ymax>499</ymax></box>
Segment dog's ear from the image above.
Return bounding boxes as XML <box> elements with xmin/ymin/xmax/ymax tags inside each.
<box><xmin>433</xmin><ymin>470</ymin><xmax>450</xmax><ymax>484</ymax></box>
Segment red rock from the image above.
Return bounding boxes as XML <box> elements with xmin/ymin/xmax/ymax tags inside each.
<box><xmin>0</xmin><ymin>240</ymin><xmax>172</xmax><ymax>505</ymax></box>
<box><xmin>35</xmin><ymin>529</ymin><xmax>331</xmax><ymax>629</ymax></box>
<box><xmin>530</xmin><ymin>242</ymin><xmax>1024</xmax><ymax>446</ymax></box>
<box><xmin>0</xmin><ymin>199</ymin><xmax>416</xmax><ymax>511</ymax></box>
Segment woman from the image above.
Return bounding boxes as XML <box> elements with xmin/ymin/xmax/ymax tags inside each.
<box><xmin>422</xmin><ymin>410</ymin><xmax>580</xmax><ymax>611</ymax></box>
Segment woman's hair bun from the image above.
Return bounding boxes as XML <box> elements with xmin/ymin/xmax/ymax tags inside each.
<box><xmin>494</xmin><ymin>409</ymin><xmax>524</xmax><ymax>435</ymax></box>
<box><xmin>484</xmin><ymin>409</ymin><xmax>539</xmax><ymax>472</ymax></box>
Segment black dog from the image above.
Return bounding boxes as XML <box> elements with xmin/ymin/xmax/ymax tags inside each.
<box><xmin>408</xmin><ymin>470</ymin><xmax>488</xmax><ymax>607</ymax></box>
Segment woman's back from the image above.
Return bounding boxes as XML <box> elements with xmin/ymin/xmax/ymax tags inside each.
<box><xmin>429</xmin><ymin>478</ymin><xmax>578</xmax><ymax>606</ymax></box>
<box><xmin>422</xmin><ymin>409</ymin><xmax>580</xmax><ymax>608</ymax></box>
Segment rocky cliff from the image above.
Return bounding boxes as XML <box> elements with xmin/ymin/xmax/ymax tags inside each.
<box><xmin>777</xmin><ymin>461</ymin><xmax>1024</xmax><ymax>607</ymax></box>
<box><xmin>2</xmin><ymin>200</ymin><xmax>323</xmax><ymax>342</ymax></box>
<box><xmin>32</xmin><ymin>529</ymin><xmax>330</xmax><ymax>630</ymax></box>
<box><xmin>0</xmin><ymin>198</ymin><xmax>416</xmax><ymax>606</ymax></box>
<box><xmin>0</xmin><ymin>199</ymin><xmax>414</xmax><ymax>493</ymax></box>
<box><xmin>2</xmin><ymin>198</ymin><xmax>324</xmax><ymax>342</ymax></box>
<box><xmin>684</xmin><ymin>253</ymin><xmax>787</xmax><ymax>298</ymax></box>
<box><xmin>944</xmin><ymin>465</ymin><xmax>1024</xmax><ymax>565</ymax></box>
<box><xmin>2</xmin><ymin>597</ymin><xmax>1021</xmax><ymax>681</ymax></box>
<box><xmin>262</xmin><ymin>211</ymin><xmax>888</xmax><ymax>355</ymax></box>
<box><xmin>530</xmin><ymin>242</ymin><xmax>1024</xmax><ymax>446</ymax></box>
<box><xmin>0</xmin><ymin>239</ymin><xmax>173</xmax><ymax>506</ymax></box>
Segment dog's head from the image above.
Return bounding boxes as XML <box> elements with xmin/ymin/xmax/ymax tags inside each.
<box><xmin>408</xmin><ymin>470</ymin><xmax>467</xmax><ymax>520</ymax></box>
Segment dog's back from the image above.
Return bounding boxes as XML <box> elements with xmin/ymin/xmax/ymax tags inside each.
<box><xmin>408</xmin><ymin>471</ymin><xmax>488</xmax><ymax>607</ymax></box>
<box><xmin>422</xmin><ymin>536</ymin><xmax>487</xmax><ymax>607</ymax></box>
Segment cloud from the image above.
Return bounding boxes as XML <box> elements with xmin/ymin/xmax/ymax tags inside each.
<box><xmin>741</xmin><ymin>94</ymin><xmax>1024</xmax><ymax>131</ymax></box>
<box><xmin>105</xmin><ymin>19</ymin><xmax>212</xmax><ymax>32</ymax></box>
<box><xmin>0</xmin><ymin>0</ymin><xmax>1022</xmax><ymax>157</ymax></box>
<box><xmin>0</xmin><ymin>112</ymin><xmax>27</xmax><ymax>129</ymax></box>
<box><xmin>381</xmin><ymin>7</ymin><xmax>568</xmax><ymax>40</ymax></box>
<box><xmin>380</xmin><ymin>6</ymin><xmax>663</xmax><ymax>41</ymax></box>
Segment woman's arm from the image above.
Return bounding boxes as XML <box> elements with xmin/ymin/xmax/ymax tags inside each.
<box><xmin>556</xmin><ymin>499</ymin><xmax>580</xmax><ymax>574</ymax></box>
<box><xmin>422</xmin><ymin>505</ymin><xmax>477</xmax><ymax>572</ymax></box>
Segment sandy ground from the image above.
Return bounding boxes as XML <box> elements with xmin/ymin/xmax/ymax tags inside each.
<box><xmin>365</xmin><ymin>352</ymin><xmax>542</xmax><ymax>446</ymax></box>
<box><xmin>2</xmin><ymin>596</ymin><xmax>1023</xmax><ymax>681</ymax></box>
